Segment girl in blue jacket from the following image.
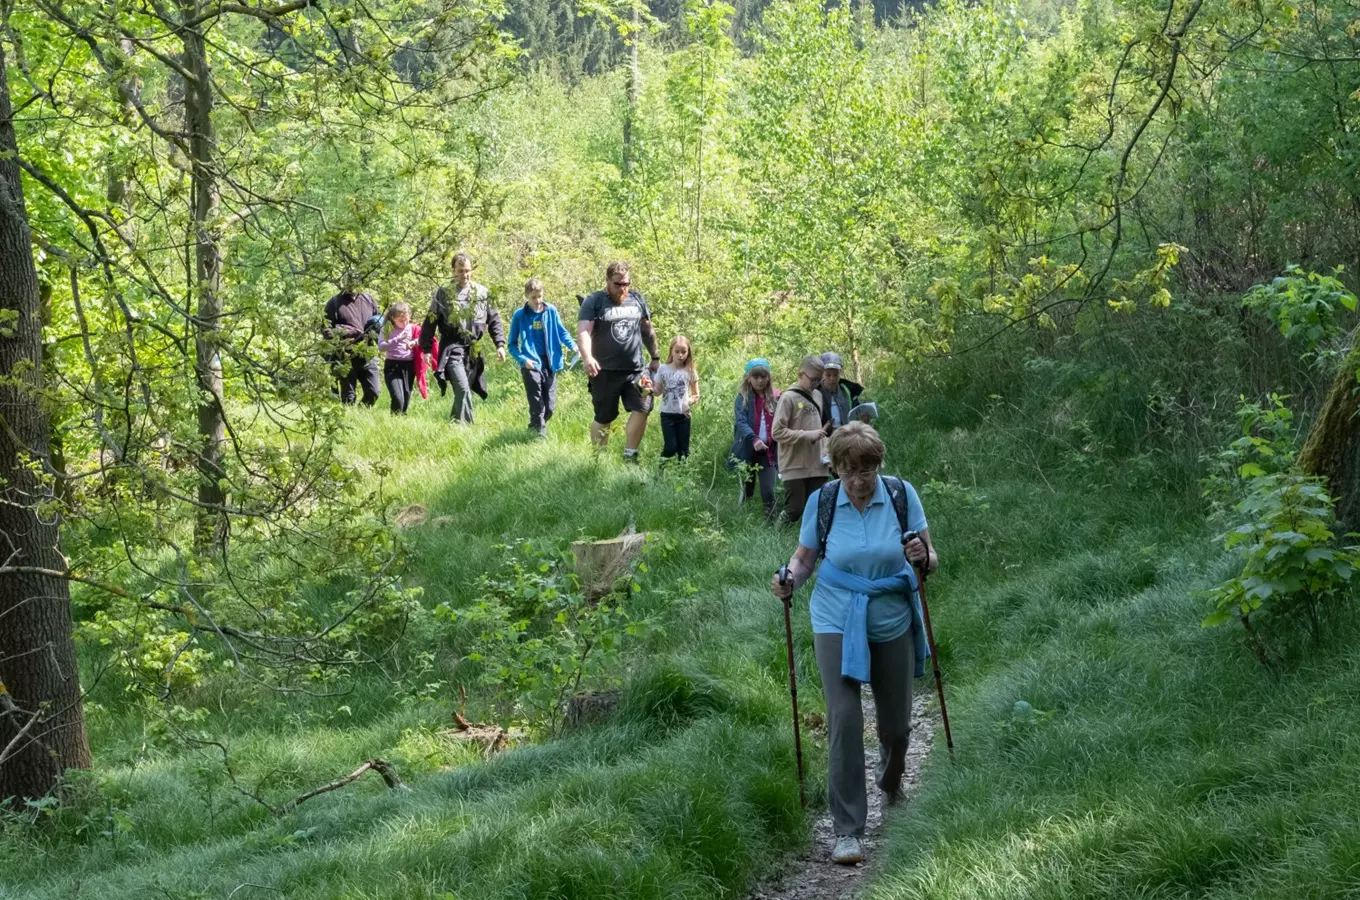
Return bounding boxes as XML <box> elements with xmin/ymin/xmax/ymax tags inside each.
<box><xmin>508</xmin><ymin>278</ymin><xmax>579</xmax><ymax>437</ymax></box>
<box><xmin>729</xmin><ymin>358</ymin><xmax>780</xmax><ymax>518</ymax></box>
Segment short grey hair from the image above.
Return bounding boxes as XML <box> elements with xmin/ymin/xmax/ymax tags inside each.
<box><xmin>828</xmin><ymin>422</ymin><xmax>885</xmax><ymax>474</ymax></box>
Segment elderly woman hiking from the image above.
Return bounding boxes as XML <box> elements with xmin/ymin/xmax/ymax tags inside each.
<box><xmin>770</xmin><ymin>422</ymin><xmax>939</xmax><ymax>865</ymax></box>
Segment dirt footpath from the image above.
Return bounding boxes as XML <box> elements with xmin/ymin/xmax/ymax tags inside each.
<box><xmin>748</xmin><ymin>694</ymin><xmax>935</xmax><ymax>900</ymax></box>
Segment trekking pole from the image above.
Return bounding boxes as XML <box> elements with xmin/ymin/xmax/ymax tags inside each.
<box><xmin>778</xmin><ymin>566</ymin><xmax>808</xmax><ymax>808</ymax></box>
<box><xmin>904</xmin><ymin>533</ymin><xmax>955</xmax><ymax>759</ymax></box>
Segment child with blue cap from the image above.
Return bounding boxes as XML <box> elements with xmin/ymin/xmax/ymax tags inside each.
<box><xmin>729</xmin><ymin>358</ymin><xmax>780</xmax><ymax>518</ymax></box>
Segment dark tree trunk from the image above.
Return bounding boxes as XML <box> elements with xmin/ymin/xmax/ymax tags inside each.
<box><xmin>0</xmin><ymin>44</ymin><xmax>92</xmax><ymax>804</ymax></box>
<box><xmin>1298</xmin><ymin>343</ymin><xmax>1360</xmax><ymax>530</ymax></box>
<box><xmin>181</xmin><ymin>3</ymin><xmax>228</xmax><ymax>550</ymax></box>
<box><xmin>106</xmin><ymin>37</ymin><xmax>140</xmax><ymax>216</ymax></box>
<box><xmin>622</xmin><ymin>3</ymin><xmax>639</xmax><ymax>179</ymax></box>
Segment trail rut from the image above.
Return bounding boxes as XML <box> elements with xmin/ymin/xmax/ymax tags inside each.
<box><xmin>748</xmin><ymin>694</ymin><xmax>935</xmax><ymax>900</ymax></box>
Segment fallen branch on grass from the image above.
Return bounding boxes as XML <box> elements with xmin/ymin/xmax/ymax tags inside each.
<box><xmin>189</xmin><ymin>736</ymin><xmax>406</xmax><ymax>816</ymax></box>
<box><xmin>446</xmin><ymin>710</ymin><xmax>513</xmax><ymax>758</ymax></box>
<box><xmin>277</xmin><ymin>758</ymin><xmax>404</xmax><ymax>814</ymax></box>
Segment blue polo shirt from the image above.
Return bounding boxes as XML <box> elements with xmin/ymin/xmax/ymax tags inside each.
<box><xmin>799</xmin><ymin>476</ymin><xmax>928</xmax><ymax>640</ymax></box>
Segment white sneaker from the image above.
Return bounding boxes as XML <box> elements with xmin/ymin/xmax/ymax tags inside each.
<box><xmin>832</xmin><ymin>835</ymin><xmax>863</xmax><ymax>865</ymax></box>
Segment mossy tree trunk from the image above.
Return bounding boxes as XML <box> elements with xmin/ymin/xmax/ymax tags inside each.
<box><xmin>180</xmin><ymin>0</ymin><xmax>229</xmax><ymax>551</ymax></box>
<box><xmin>1298</xmin><ymin>343</ymin><xmax>1360</xmax><ymax>529</ymax></box>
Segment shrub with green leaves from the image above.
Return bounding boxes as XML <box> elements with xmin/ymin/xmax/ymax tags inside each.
<box><xmin>1200</xmin><ymin>393</ymin><xmax>1299</xmax><ymax>519</ymax></box>
<box><xmin>1202</xmin><ymin>470</ymin><xmax>1360</xmax><ymax>666</ymax></box>
<box><xmin>436</xmin><ymin>540</ymin><xmax>654</xmax><ymax>735</ymax></box>
<box><xmin>1242</xmin><ymin>266</ymin><xmax>1357</xmax><ymax>366</ymax></box>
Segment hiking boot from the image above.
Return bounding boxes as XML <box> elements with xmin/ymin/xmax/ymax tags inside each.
<box><xmin>831</xmin><ymin>835</ymin><xmax>863</xmax><ymax>865</ymax></box>
<box><xmin>883</xmin><ymin>787</ymin><xmax>903</xmax><ymax>807</ymax></box>
<box><xmin>623</xmin><ymin>453</ymin><xmax>640</xmax><ymax>465</ymax></box>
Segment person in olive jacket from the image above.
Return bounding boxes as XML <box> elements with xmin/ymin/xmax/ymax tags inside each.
<box><xmin>418</xmin><ymin>251</ymin><xmax>506</xmax><ymax>424</ymax></box>
<box><xmin>817</xmin><ymin>352</ymin><xmax>865</xmax><ymax>434</ymax></box>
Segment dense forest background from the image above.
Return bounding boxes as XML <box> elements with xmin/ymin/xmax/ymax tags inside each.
<box><xmin>4</xmin><ymin>0</ymin><xmax>1360</xmax><ymax>895</ymax></box>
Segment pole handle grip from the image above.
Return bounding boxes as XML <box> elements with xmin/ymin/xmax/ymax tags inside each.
<box><xmin>903</xmin><ymin>531</ymin><xmax>927</xmax><ymax>575</ymax></box>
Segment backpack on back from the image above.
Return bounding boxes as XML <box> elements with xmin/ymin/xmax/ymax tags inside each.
<box><xmin>815</xmin><ymin>476</ymin><xmax>913</xmax><ymax>559</ymax></box>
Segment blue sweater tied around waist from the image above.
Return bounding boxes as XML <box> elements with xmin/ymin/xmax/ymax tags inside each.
<box><xmin>816</xmin><ymin>560</ymin><xmax>929</xmax><ymax>683</ymax></box>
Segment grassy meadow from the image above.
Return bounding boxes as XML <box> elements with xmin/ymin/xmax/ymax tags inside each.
<box><xmin>4</xmin><ymin>351</ymin><xmax>1360</xmax><ymax>899</ymax></box>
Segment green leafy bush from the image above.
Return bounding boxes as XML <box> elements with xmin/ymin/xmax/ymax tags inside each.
<box><xmin>1202</xmin><ymin>470</ymin><xmax>1360</xmax><ymax>666</ymax></box>
<box><xmin>437</xmin><ymin>540</ymin><xmax>654</xmax><ymax>735</ymax></box>
<box><xmin>1242</xmin><ymin>266</ymin><xmax>1357</xmax><ymax>365</ymax></box>
<box><xmin>1200</xmin><ymin>393</ymin><xmax>1299</xmax><ymax>519</ymax></box>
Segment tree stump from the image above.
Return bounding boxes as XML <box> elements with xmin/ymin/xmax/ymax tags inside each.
<box><xmin>395</xmin><ymin>504</ymin><xmax>428</xmax><ymax>528</ymax></box>
<box><xmin>565</xmin><ymin>689</ymin><xmax>621</xmax><ymax>729</ymax></box>
<box><xmin>571</xmin><ymin>532</ymin><xmax>649</xmax><ymax>599</ymax></box>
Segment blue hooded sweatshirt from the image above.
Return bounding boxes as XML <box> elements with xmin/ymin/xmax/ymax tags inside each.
<box><xmin>508</xmin><ymin>302</ymin><xmax>577</xmax><ymax>372</ymax></box>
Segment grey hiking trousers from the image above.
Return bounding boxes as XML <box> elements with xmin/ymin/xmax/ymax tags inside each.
<box><xmin>443</xmin><ymin>354</ymin><xmax>474</xmax><ymax>423</ymax></box>
<box><xmin>522</xmin><ymin>365</ymin><xmax>557</xmax><ymax>430</ymax></box>
<box><xmin>814</xmin><ymin>630</ymin><xmax>915</xmax><ymax>837</ymax></box>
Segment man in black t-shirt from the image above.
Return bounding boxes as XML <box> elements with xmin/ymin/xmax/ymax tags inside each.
<box><xmin>577</xmin><ymin>261</ymin><xmax>660</xmax><ymax>461</ymax></box>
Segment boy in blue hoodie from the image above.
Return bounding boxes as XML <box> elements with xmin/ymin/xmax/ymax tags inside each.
<box><xmin>508</xmin><ymin>278</ymin><xmax>579</xmax><ymax>436</ymax></box>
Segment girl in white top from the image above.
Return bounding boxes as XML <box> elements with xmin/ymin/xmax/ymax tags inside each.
<box><xmin>653</xmin><ymin>335</ymin><xmax>700</xmax><ymax>460</ymax></box>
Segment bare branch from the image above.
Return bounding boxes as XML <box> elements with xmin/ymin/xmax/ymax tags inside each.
<box><xmin>277</xmin><ymin>758</ymin><xmax>403</xmax><ymax>813</ymax></box>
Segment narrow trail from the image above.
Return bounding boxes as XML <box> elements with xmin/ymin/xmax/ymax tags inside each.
<box><xmin>748</xmin><ymin>694</ymin><xmax>935</xmax><ymax>900</ymax></box>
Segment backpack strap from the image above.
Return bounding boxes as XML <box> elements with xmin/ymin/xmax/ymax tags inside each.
<box><xmin>789</xmin><ymin>386</ymin><xmax>831</xmax><ymax>430</ymax></box>
<box><xmin>883</xmin><ymin>475</ymin><xmax>911</xmax><ymax>536</ymax></box>
<box><xmin>818</xmin><ymin>476</ymin><xmax>912</xmax><ymax>559</ymax></box>
<box><xmin>815</xmin><ymin>480</ymin><xmax>842</xmax><ymax>559</ymax></box>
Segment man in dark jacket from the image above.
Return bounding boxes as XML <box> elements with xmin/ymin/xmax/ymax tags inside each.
<box><xmin>323</xmin><ymin>277</ymin><xmax>381</xmax><ymax>406</ymax></box>
<box><xmin>817</xmin><ymin>352</ymin><xmax>864</xmax><ymax>433</ymax></box>
<box><xmin>418</xmin><ymin>251</ymin><xmax>507</xmax><ymax>424</ymax></box>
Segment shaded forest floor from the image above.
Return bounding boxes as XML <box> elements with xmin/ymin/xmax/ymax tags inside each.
<box><xmin>4</xmin><ymin>358</ymin><xmax>1360</xmax><ymax>899</ymax></box>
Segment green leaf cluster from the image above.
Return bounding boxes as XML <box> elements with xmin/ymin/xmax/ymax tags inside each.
<box><xmin>1242</xmin><ymin>266</ymin><xmax>1358</xmax><ymax>365</ymax></box>
<box><xmin>435</xmin><ymin>539</ymin><xmax>654</xmax><ymax>736</ymax></box>
<box><xmin>1202</xmin><ymin>466</ymin><xmax>1360</xmax><ymax>666</ymax></box>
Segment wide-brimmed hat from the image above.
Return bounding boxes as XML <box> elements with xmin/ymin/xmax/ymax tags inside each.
<box><xmin>820</xmin><ymin>352</ymin><xmax>844</xmax><ymax>370</ymax></box>
<box><xmin>745</xmin><ymin>357</ymin><xmax>771</xmax><ymax>374</ymax></box>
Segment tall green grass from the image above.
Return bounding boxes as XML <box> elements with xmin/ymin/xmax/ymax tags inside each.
<box><xmin>7</xmin><ymin>347</ymin><xmax>1360</xmax><ymax>899</ymax></box>
<box><xmin>864</xmin><ymin>384</ymin><xmax>1360</xmax><ymax>900</ymax></box>
<box><xmin>1</xmin><ymin>362</ymin><xmax>823</xmax><ymax>899</ymax></box>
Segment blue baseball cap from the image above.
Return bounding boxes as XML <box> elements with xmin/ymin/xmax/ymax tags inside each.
<box><xmin>745</xmin><ymin>357</ymin><xmax>771</xmax><ymax>374</ymax></box>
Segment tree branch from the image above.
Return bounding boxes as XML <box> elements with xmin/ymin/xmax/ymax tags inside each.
<box><xmin>180</xmin><ymin>0</ymin><xmax>318</xmax><ymax>31</ymax></box>
<box><xmin>277</xmin><ymin>758</ymin><xmax>403</xmax><ymax>813</ymax></box>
